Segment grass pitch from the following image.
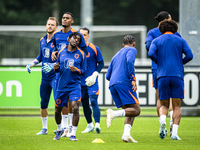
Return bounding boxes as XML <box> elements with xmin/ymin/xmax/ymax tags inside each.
<box><xmin>0</xmin><ymin>109</ymin><xmax>200</xmax><ymax>150</ymax></box>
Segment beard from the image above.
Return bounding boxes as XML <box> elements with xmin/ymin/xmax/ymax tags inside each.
<box><xmin>62</xmin><ymin>24</ymin><xmax>67</xmax><ymax>27</ymax></box>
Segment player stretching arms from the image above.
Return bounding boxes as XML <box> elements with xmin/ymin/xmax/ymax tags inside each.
<box><xmin>106</xmin><ymin>35</ymin><xmax>140</xmax><ymax>143</ymax></box>
<box><xmin>148</xmin><ymin>20</ymin><xmax>193</xmax><ymax>140</ymax></box>
<box><xmin>45</xmin><ymin>12</ymin><xmax>88</xmax><ymax>137</ymax></box>
<box><xmin>26</xmin><ymin>17</ymin><xmax>58</xmax><ymax>135</ymax></box>
<box><xmin>145</xmin><ymin>11</ymin><xmax>181</xmax><ymax>136</ymax></box>
<box><xmin>79</xmin><ymin>27</ymin><xmax>104</xmax><ymax>134</ymax></box>
<box><xmin>53</xmin><ymin>32</ymin><xmax>87</xmax><ymax>141</ymax></box>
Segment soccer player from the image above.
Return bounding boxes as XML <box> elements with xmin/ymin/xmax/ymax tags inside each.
<box><xmin>26</xmin><ymin>17</ymin><xmax>58</xmax><ymax>135</ymax></box>
<box><xmin>49</xmin><ymin>12</ymin><xmax>88</xmax><ymax>137</ymax></box>
<box><xmin>52</xmin><ymin>32</ymin><xmax>87</xmax><ymax>141</ymax></box>
<box><xmin>79</xmin><ymin>27</ymin><xmax>104</xmax><ymax>134</ymax></box>
<box><xmin>148</xmin><ymin>20</ymin><xmax>193</xmax><ymax>140</ymax></box>
<box><xmin>106</xmin><ymin>35</ymin><xmax>140</xmax><ymax>143</ymax></box>
<box><xmin>145</xmin><ymin>11</ymin><xmax>181</xmax><ymax>135</ymax></box>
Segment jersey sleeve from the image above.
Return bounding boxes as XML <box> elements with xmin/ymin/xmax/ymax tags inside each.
<box><xmin>182</xmin><ymin>39</ymin><xmax>193</xmax><ymax>64</ymax></box>
<box><xmin>106</xmin><ymin>60</ymin><xmax>113</xmax><ymax>81</ymax></box>
<box><xmin>126</xmin><ymin>48</ymin><xmax>137</xmax><ymax>81</ymax></box>
<box><xmin>148</xmin><ymin>39</ymin><xmax>158</xmax><ymax>64</ymax></box>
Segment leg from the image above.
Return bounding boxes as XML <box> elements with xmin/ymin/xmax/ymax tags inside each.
<box><xmin>169</xmin><ymin>98</ymin><xmax>173</xmax><ymax>136</ymax></box>
<box><xmin>70</xmin><ymin>101</ymin><xmax>80</xmax><ymax>141</ymax></box>
<box><xmin>159</xmin><ymin>99</ymin><xmax>169</xmax><ymax>139</ymax></box>
<box><xmin>53</xmin><ymin>106</ymin><xmax>64</xmax><ymax>140</ymax></box>
<box><xmin>121</xmin><ymin>104</ymin><xmax>140</xmax><ymax>143</ymax></box>
<box><xmin>37</xmin><ymin>80</ymin><xmax>52</xmax><ymax>135</ymax></box>
<box><xmin>171</xmin><ymin>98</ymin><xmax>182</xmax><ymax>140</ymax></box>
<box><xmin>90</xmin><ymin>95</ymin><xmax>101</xmax><ymax>133</ymax></box>
<box><xmin>81</xmin><ymin>87</ymin><xmax>94</xmax><ymax>133</ymax></box>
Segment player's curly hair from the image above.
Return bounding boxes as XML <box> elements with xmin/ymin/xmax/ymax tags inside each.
<box><xmin>123</xmin><ymin>35</ymin><xmax>135</xmax><ymax>45</ymax></box>
<box><xmin>159</xmin><ymin>20</ymin><xmax>178</xmax><ymax>34</ymax></box>
<box><xmin>69</xmin><ymin>32</ymin><xmax>82</xmax><ymax>44</ymax></box>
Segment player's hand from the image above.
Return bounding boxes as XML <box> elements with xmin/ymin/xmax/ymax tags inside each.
<box><xmin>51</xmin><ymin>51</ymin><xmax>58</xmax><ymax>61</ymax></box>
<box><xmin>54</xmin><ymin>63</ymin><xmax>60</xmax><ymax>70</ymax></box>
<box><xmin>42</xmin><ymin>63</ymin><xmax>55</xmax><ymax>74</ymax></box>
<box><xmin>68</xmin><ymin>65</ymin><xmax>76</xmax><ymax>72</ymax></box>
<box><xmin>26</xmin><ymin>64</ymin><xmax>32</xmax><ymax>74</ymax></box>
<box><xmin>85</xmin><ymin>71</ymin><xmax>99</xmax><ymax>86</ymax></box>
<box><xmin>131</xmin><ymin>81</ymin><xmax>137</xmax><ymax>92</ymax></box>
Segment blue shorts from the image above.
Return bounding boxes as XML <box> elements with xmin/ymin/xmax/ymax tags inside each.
<box><xmin>55</xmin><ymin>86</ymin><xmax>81</xmax><ymax>107</ymax></box>
<box><xmin>109</xmin><ymin>84</ymin><xmax>139</xmax><ymax>108</ymax></box>
<box><xmin>152</xmin><ymin>69</ymin><xmax>158</xmax><ymax>89</ymax></box>
<box><xmin>158</xmin><ymin>77</ymin><xmax>184</xmax><ymax>100</ymax></box>
<box><xmin>40</xmin><ymin>78</ymin><xmax>56</xmax><ymax>109</ymax></box>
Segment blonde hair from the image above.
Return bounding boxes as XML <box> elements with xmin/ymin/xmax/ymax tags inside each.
<box><xmin>47</xmin><ymin>17</ymin><xmax>59</xmax><ymax>26</ymax></box>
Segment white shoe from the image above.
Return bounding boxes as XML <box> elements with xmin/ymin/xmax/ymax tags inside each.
<box><xmin>61</xmin><ymin>128</ymin><xmax>69</xmax><ymax>137</ymax></box>
<box><xmin>159</xmin><ymin>121</ymin><xmax>166</xmax><ymax>139</ymax></box>
<box><xmin>106</xmin><ymin>109</ymin><xmax>114</xmax><ymax>128</ymax></box>
<box><xmin>171</xmin><ymin>134</ymin><xmax>182</xmax><ymax>140</ymax></box>
<box><xmin>121</xmin><ymin>135</ymin><xmax>138</xmax><ymax>143</ymax></box>
<box><xmin>81</xmin><ymin>126</ymin><xmax>94</xmax><ymax>133</ymax></box>
<box><xmin>95</xmin><ymin>123</ymin><xmax>101</xmax><ymax>134</ymax></box>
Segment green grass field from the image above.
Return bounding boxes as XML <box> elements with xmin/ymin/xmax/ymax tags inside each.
<box><xmin>0</xmin><ymin>108</ymin><xmax>200</xmax><ymax>150</ymax></box>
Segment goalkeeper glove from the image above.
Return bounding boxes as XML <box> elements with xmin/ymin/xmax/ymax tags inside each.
<box><xmin>26</xmin><ymin>59</ymin><xmax>39</xmax><ymax>73</ymax></box>
<box><xmin>85</xmin><ymin>71</ymin><xmax>99</xmax><ymax>86</ymax></box>
<box><xmin>42</xmin><ymin>63</ymin><xmax>55</xmax><ymax>74</ymax></box>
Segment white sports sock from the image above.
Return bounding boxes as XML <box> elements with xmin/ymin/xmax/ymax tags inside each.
<box><xmin>57</xmin><ymin>124</ymin><xmax>62</xmax><ymax>131</ymax></box>
<box><xmin>170</xmin><ymin>111</ymin><xmax>173</xmax><ymax>121</ymax></box>
<box><xmin>88</xmin><ymin>122</ymin><xmax>94</xmax><ymax>127</ymax></box>
<box><xmin>71</xmin><ymin>126</ymin><xmax>77</xmax><ymax>136</ymax></box>
<box><xmin>68</xmin><ymin>113</ymin><xmax>73</xmax><ymax>126</ymax></box>
<box><xmin>158</xmin><ymin>117</ymin><xmax>161</xmax><ymax>123</ymax></box>
<box><xmin>113</xmin><ymin>109</ymin><xmax>125</xmax><ymax>117</ymax></box>
<box><xmin>62</xmin><ymin>115</ymin><xmax>69</xmax><ymax>129</ymax></box>
<box><xmin>123</xmin><ymin>124</ymin><xmax>132</xmax><ymax>136</ymax></box>
<box><xmin>41</xmin><ymin>117</ymin><xmax>48</xmax><ymax>129</ymax></box>
<box><xmin>172</xmin><ymin>124</ymin><xmax>179</xmax><ymax>135</ymax></box>
<box><xmin>160</xmin><ymin>115</ymin><xmax>166</xmax><ymax>124</ymax></box>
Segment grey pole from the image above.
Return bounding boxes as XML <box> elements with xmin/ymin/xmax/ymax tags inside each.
<box><xmin>80</xmin><ymin>0</ymin><xmax>93</xmax><ymax>43</ymax></box>
<box><xmin>179</xmin><ymin>0</ymin><xmax>200</xmax><ymax>66</ymax></box>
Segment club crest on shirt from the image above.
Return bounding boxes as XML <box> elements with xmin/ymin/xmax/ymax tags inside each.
<box><xmin>42</xmin><ymin>47</ymin><xmax>50</xmax><ymax>58</ymax></box>
<box><xmin>64</xmin><ymin>58</ymin><xmax>74</xmax><ymax>69</ymax></box>
<box><xmin>74</xmin><ymin>54</ymin><xmax>79</xmax><ymax>59</ymax></box>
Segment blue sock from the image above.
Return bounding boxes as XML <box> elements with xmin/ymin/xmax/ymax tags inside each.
<box><xmin>90</xmin><ymin>95</ymin><xmax>100</xmax><ymax>123</ymax></box>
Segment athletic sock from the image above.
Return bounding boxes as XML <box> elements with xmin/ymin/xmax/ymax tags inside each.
<box><xmin>57</xmin><ymin>124</ymin><xmax>62</xmax><ymax>131</ymax></box>
<box><xmin>172</xmin><ymin>124</ymin><xmax>179</xmax><ymax>135</ymax></box>
<box><xmin>62</xmin><ymin>115</ymin><xmax>69</xmax><ymax>129</ymax></box>
<box><xmin>123</xmin><ymin>124</ymin><xmax>132</xmax><ymax>136</ymax></box>
<box><xmin>113</xmin><ymin>109</ymin><xmax>125</xmax><ymax>117</ymax></box>
<box><xmin>160</xmin><ymin>115</ymin><xmax>166</xmax><ymax>124</ymax></box>
<box><xmin>41</xmin><ymin>117</ymin><xmax>48</xmax><ymax>129</ymax></box>
<box><xmin>71</xmin><ymin>126</ymin><xmax>77</xmax><ymax>136</ymax></box>
<box><xmin>68</xmin><ymin>113</ymin><xmax>73</xmax><ymax>126</ymax></box>
<box><xmin>88</xmin><ymin>122</ymin><xmax>94</xmax><ymax>127</ymax></box>
<box><xmin>170</xmin><ymin>111</ymin><xmax>173</xmax><ymax>121</ymax></box>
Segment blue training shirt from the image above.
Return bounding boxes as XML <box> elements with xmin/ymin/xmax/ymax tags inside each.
<box><xmin>55</xmin><ymin>47</ymin><xmax>87</xmax><ymax>91</ymax></box>
<box><xmin>106</xmin><ymin>46</ymin><xmax>137</xmax><ymax>87</ymax></box>
<box><xmin>81</xmin><ymin>43</ymin><xmax>104</xmax><ymax>86</ymax></box>
<box><xmin>36</xmin><ymin>35</ymin><xmax>56</xmax><ymax>80</ymax></box>
<box><xmin>148</xmin><ymin>32</ymin><xmax>193</xmax><ymax>80</ymax></box>
<box><xmin>145</xmin><ymin>27</ymin><xmax>181</xmax><ymax>69</ymax></box>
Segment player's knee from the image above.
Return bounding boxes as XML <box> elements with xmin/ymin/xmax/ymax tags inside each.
<box><xmin>90</xmin><ymin>95</ymin><xmax>98</xmax><ymax>107</ymax></box>
<box><xmin>40</xmin><ymin>101</ymin><xmax>48</xmax><ymax>109</ymax></box>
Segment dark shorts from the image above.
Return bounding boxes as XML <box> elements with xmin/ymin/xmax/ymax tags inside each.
<box><xmin>109</xmin><ymin>84</ymin><xmax>139</xmax><ymax>108</ymax></box>
<box><xmin>158</xmin><ymin>77</ymin><xmax>184</xmax><ymax>100</ymax></box>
